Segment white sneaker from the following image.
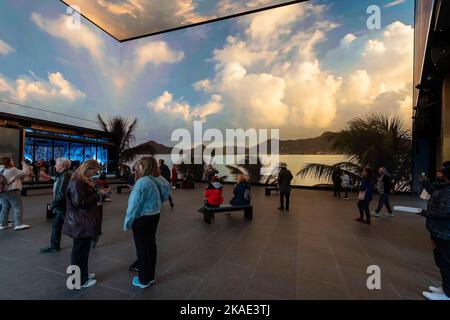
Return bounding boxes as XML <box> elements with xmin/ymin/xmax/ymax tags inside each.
<box><xmin>371</xmin><ymin>212</ymin><xmax>381</xmax><ymax>217</ymax></box>
<box><xmin>104</xmin><ymin>198</ymin><xmax>111</xmax><ymax>202</ymax></box>
<box><xmin>429</xmin><ymin>286</ymin><xmax>444</xmax><ymax>294</ymax></box>
<box><xmin>88</xmin><ymin>273</ymin><xmax>96</xmax><ymax>280</ymax></box>
<box><xmin>0</xmin><ymin>225</ymin><xmax>10</xmax><ymax>230</ymax></box>
<box><xmin>80</xmin><ymin>278</ymin><xmax>97</xmax><ymax>289</ymax></box>
<box><xmin>423</xmin><ymin>291</ymin><xmax>450</xmax><ymax>300</ymax></box>
<box><xmin>387</xmin><ymin>212</ymin><xmax>394</xmax><ymax>217</ymax></box>
<box><xmin>14</xmin><ymin>224</ymin><xmax>31</xmax><ymax>230</ymax></box>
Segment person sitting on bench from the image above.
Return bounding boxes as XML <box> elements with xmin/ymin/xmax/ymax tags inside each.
<box><xmin>199</xmin><ymin>176</ymin><xmax>223</xmax><ymax>213</ymax></box>
<box><xmin>230</xmin><ymin>174</ymin><xmax>251</xmax><ymax>206</ymax></box>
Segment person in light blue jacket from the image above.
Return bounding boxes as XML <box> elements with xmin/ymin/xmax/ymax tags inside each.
<box><xmin>123</xmin><ymin>157</ymin><xmax>170</xmax><ymax>289</ymax></box>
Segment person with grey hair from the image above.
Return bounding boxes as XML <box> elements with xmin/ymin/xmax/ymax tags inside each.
<box><xmin>40</xmin><ymin>158</ymin><xmax>73</xmax><ymax>253</ymax></box>
<box><xmin>372</xmin><ymin>167</ymin><xmax>394</xmax><ymax>217</ymax></box>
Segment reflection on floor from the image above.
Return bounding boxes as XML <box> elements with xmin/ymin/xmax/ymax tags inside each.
<box><xmin>0</xmin><ymin>186</ymin><xmax>438</xmax><ymax>300</ymax></box>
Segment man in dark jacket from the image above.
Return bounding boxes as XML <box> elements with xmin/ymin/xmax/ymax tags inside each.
<box><xmin>40</xmin><ymin>158</ymin><xmax>73</xmax><ymax>253</ymax></box>
<box><xmin>332</xmin><ymin>168</ymin><xmax>342</xmax><ymax>198</ymax></box>
<box><xmin>420</xmin><ymin>165</ymin><xmax>450</xmax><ymax>300</ymax></box>
<box><xmin>277</xmin><ymin>163</ymin><xmax>293</xmax><ymax>211</ymax></box>
<box><xmin>159</xmin><ymin>159</ymin><xmax>174</xmax><ymax>207</ymax></box>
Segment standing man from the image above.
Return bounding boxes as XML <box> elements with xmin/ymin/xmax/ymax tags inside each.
<box><xmin>159</xmin><ymin>159</ymin><xmax>174</xmax><ymax>208</ymax></box>
<box><xmin>332</xmin><ymin>168</ymin><xmax>342</xmax><ymax>198</ymax></box>
<box><xmin>277</xmin><ymin>163</ymin><xmax>293</xmax><ymax>212</ymax></box>
<box><xmin>373</xmin><ymin>167</ymin><xmax>393</xmax><ymax>217</ymax></box>
<box><xmin>40</xmin><ymin>158</ymin><xmax>73</xmax><ymax>253</ymax></box>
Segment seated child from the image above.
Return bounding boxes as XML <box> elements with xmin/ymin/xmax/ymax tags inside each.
<box><xmin>199</xmin><ymin>176</ymin><xmax>223</xmax><ymax>213</ymax></box>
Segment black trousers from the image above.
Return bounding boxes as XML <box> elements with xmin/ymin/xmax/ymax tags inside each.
<box><xmin>280</xmin><ymin>192</ymin><xmax>290</xmax><ymax>210</ymax></box>
<box><xmin>50</xmin><ymin>212</ymin><xmax>65</xmax><ymax>249</ymax></box>
<box><xmin>333</xmin><ymin>183</ymin><xmax>341</xmax><ymax>197</ymax></box>
<box><xmin>132</xmin><ymin>214</ymin><xmax>160</xmax><ymax>285</ymax></box>
<box><xmin>71</xmin><ymin>238</ymin><xmax>92</xmax><ymax>285</ymax></box>
<box><xmin>375</xmin><ymin>193</ymin><xmax>392</xmax><ymax>214</ymax></box>
<box><xmin>357</xmin><ymin>200</ymin><xmax>371</xmax><ymax>222</ymax></box>
<box><xmin>168</xmin><ymin>195</ymin><xmax>174</xmax><ymax>207</ymax></box>
<box><xmin>433</xmin><ymin>238</ymin><xmax>450</xmax><ymax>296</ymax></box>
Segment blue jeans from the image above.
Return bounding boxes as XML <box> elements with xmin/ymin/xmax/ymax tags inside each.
<box><xmin>0</xmin><ymin>190</ymin><xmax>24</xmax><ymax>226</ymax></box>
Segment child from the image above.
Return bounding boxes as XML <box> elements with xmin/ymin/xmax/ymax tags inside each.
<box><xmin>199</xmin><ymin>176</ymin><xmax>223</xmax><ymax>213</ymax></box>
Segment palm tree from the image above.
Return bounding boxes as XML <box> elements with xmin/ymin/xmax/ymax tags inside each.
<box><xmin>97</xmin><ymin>114</ymin><xmax>150</xmax><ymax>174</ymax></box>
<box><xmin>226</xmin><ymin>156</ymin><xmax>277</xmax><ymax>184</ymax></box>
<box><xmin>298</xmin><ymin>114</ymin><xmax>412</xmax><ymax>191</ymax></box>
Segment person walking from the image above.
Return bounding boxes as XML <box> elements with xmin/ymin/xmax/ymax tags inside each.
<box><xmin>332</xmin><ymin>168</ymin><xmax>342</xmax><ymax>198</ymax></box>
<box><xmin>277</xmin><ymin>163</ymin><xmax>293</xmax><ymax>211</ymax></box>
<box><xmin>0</xmin><ymin>157</ymin><xmax>31</xmax><ymax>231</ymax></box>
<box><xmin>63</xmin><ymin>160</ymin><xmax>108</xmax><ymax>289</ymax></box>
<box><xmin>355</xmin><ymin>167</ymin><xmax>375</xmax><ymax>225</ymax></box>
<box><xmin>373</xmin><ymin>167</ymin><xmax>394</xmax><ymax>217</ymax></box>
<box><xmin>40</xmin><ymin>158</ymin><xmax>73</xmax><ymax>253</ymax></box>
<box><xmin>124</xmin><ymin>157</ymin><xmax>170</xmax><ymax>288</ymax></box>
<box><xmin>230</xmin><ymin>174</ymin><xmax>251</xmax><ymax>206</ymax></box>
<box><xmin>341</xmin><ymin>171</ymin><xmax>350</xmax><ymax>199</ymax></box>
<box><xmin>159</xmin><ymin>159</ymin><xmax>174</xmax><ymax>207</ymax></box>
<box><xmin>419</xmin><ymin>165</ymin><xmax>450</xmax><ymax>300</ymax></box>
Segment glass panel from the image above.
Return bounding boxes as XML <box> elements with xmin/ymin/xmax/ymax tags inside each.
<box><xmin>34</xmin><ymin>138</ymin><xmax>53</xmax><ymax>163</ymax></box>
<box><xmin>54</xmin><ymin>140</ymin><xmax>70</xmax><ymax>160</ymax></box>
<box><xmin>97</xmin><ymin>146</ymin><xmax>108</xmax><ymax>168</ymax></box>
<box><xmin>69</xmin><ymin>142</ymin><xmax>84</xmax><ymax>162</ymax></box>
<box><xmin>24</xmin><ymin>137</ymin><xmax>35</xmax><ymax>163</ymax></box>
<box><xmin>0</xmin><ymin>127</ymin><xmax>21</xmax><ymax>166</ymax></box>
<box><xmin>84</xmin><ymin>145</ymin><xmax>97</xmax><ymax>161</ymax></box>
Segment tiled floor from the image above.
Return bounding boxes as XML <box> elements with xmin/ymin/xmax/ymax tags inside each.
<box><xmin>0</xmin><ymin>185</ymin><xmax>439</xmax><ymax>300</ymax></box>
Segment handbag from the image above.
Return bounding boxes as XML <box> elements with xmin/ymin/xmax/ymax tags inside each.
<box><xmin>420</xmin><ymin>189</ymin><xmax>431</xmax><ymax>201</ymax></box>
<box><xmin>358</xmin><ymin>191</ymin><xmax>366</xmax><ymax>200</ymax></box>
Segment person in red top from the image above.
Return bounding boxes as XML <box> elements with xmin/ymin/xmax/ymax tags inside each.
<box><xmin>171</xmin><ymin>166</ymin><xmax>178</xmax><ymax>189</ymax></box>
<box><xmin>204</xmin><ymin>176</ymin><xmax>223</xmax><ymax>207</ymax></box>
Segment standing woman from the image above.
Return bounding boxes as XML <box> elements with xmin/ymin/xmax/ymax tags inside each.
<box><xmin>63</xmin><ymin>160</ymin><xmax>108</xmax><ymax>289</ymax></box>
<box><xmin>0</xmin><ymin>157</ymin><xmax>31</xmax><ymax>230</ymax></box>
<box><xmin>124</xmin><ymin>157</ymin><xmax>170</xmax><ymax>288</ymax></box>
<box><xmin>355</xmin><ymin>167</ymin><xmax>375</xmax><ymax>225</ymax></box>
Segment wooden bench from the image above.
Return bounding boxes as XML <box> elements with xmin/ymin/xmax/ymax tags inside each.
<box><xmin>265</xmin><ymin>186</ymin><xmax>279</xmax><ymax>196</ymax></box>
<box><xmin>21</xmin><ymin>183</ymin><xmax>54</xmax><ymax>196</ymax></box>
<box><xmin>117</xmin><ymin>185</ymin><xmax>131</xmax><ymax>194</ymax></box>
<box><xmin>202</xmin><ymin>205</ymin><xmax>253</xmax><ymax>224</ymax></box>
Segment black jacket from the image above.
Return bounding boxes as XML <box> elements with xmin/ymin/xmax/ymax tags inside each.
<box><xmin>160</xmin><ymin>164</ymin><xmax>171</xmax><ymax>182</ymax></box>
<box><xmin>49</xmin><ymin>169</ymin><xmax>72</xmax><ymax>215</ymax></box>
<box><xmin>420</xmin><ymin>183</ymin><xmax>450</xmax><ymax>240</ymax></box>
<box><xmin>63</xmin><ymin>176</ymin><xmax>102</xmax><ymax>239</ymax></box>
<box><xmin>230</xmin><ymin>182</ymin><xmax>251</xmax><ymax>206</ymax></box>
<box><xmin>278</xmin><ymin>168</ymin><xmax>293</xmax><ymax>193</ymax></box>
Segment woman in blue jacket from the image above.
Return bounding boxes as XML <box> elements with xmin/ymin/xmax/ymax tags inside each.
<box><xmin>230</xmin><ymin>174</ymin><xmax>251</xmax><ymax>206</ymax></box>
<box><xmin>356</xmin><ymin>167</ymin><xmax>375</xmax><ymax>225</ymax></box>
<box><xmin>124</xmin><ymin>157</ymin><xmax>170</xmax><ymax>289</ymax></box>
